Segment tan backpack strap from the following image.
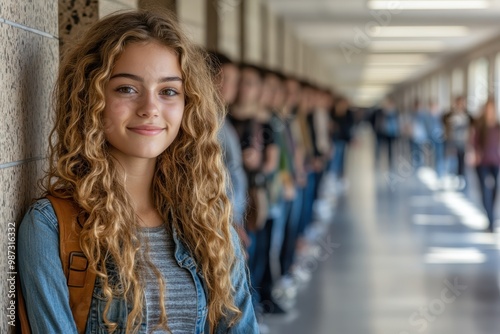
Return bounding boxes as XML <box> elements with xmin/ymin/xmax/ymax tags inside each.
<box><xmin>47</xmin><ymin>195</ymin><xmax>96</xmax><ymax>334</ymax></box>
<box><xmin>17</xmin><ymin>278</ymin><xmax>31</xmax><ymax>333</ymax></box>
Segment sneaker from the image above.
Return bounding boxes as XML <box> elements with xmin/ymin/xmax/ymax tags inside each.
<box><xmin>258</xmin><ymin>322</ymin><xmax>270</xmax><ymax>334</ymax></box>
<box><xmin>272</xmin><ymin>276</ymin><xmax>298</xmax><ymax>310</ymax></box>
<box><xmin>261</xmin><ymin>299</ymin><xmax>287</xmax><ymax>315</ymax></box>
<box><xmin>292</xmin><ymin>266</ymin><xmax>312</xmax><ymax>285</ymax></box>
<box><xmin>457</xmin><ymin>177</ymin><xmax>466</xmax><ymax>190</ymax></box>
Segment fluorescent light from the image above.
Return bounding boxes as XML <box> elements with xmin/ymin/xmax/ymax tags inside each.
<box><xmin>369</xmin><ymin>0</ymin><xmax>490</xmax><ymax>10</ymax></box>
<box><xmin>361</xmin><ymin>73</ymin><xmax>413</xmax><ymax>83</ymax></box>
<box><xmin>369</xmin><ymin>40</ymin><xmax>445</xmax><ymax>52</ymax></box>
<box><xmin>361</xmin><ymin>77</ymin><xmax>409</xmax><ymax>83</ymax></box>
<box><xmin>363</xmin><ymin>68</ymin><xmax>416</xmax><ymax>76</ymax></box>
<box><xmin>369</xmin><ymin>26</ymin><xmax>469</xmax><ymax>38</ymax></box>
<box><xmin>356</xmin><ymin>86</ymin><xmax>391</xmax><ymax>94</ymax></box>
<box><xmin>356</xmin><ymin>85</ymin><xmax>391</xmax><ymax>93</ymax></box>
<box><xmin>366</xmin><ymin>53</ymin><xmax>429</xmax><ymax>65</ymax></box>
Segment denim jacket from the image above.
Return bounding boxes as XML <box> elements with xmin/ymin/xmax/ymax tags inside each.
<box><xmin>18</xmin><ymin>199</ymin><xmax>259</xmax><ymax>333</ymax></box>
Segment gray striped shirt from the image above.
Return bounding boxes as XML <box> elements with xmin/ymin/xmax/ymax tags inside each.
<box><xmin>140</xmin><ymin>225</ymin><xmax>197</xmax><ymax>334</ymax></box>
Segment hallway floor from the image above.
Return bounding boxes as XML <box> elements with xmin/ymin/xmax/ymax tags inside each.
<box><xmin>265</xmin><ymin>127</ymin><xmax>500</xmax><ymax>334</ymax></box>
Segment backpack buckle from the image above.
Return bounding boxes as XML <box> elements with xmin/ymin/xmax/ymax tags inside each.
<box><xmin>68</xmin><ymin>251</ymin><xmax>88</xmax><ymax>287</ymax></box>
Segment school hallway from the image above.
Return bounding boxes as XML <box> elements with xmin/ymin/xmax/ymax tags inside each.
<box><xmin>264</xmin><ymin>125</ymin><xmax>500</xmax><ymax>334</ymax></box>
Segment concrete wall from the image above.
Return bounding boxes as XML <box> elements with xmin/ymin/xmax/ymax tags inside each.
<box><xmin>59</xmin><ymin>0</ymin><xmax>99</xmax><ymax>52</ymax></box>
<box><xmin>0</xmin><ymin>1</ymin><xmax>59</xmax><ymax>332</ymax></box>
<box><xmin>2</xmin><ymin>0</ymin><xmax>100</xmax><ymax>332</ymax></box>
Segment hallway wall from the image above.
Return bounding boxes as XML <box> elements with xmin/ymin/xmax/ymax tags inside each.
<box><xmin>0</xmin><ymin>1</ymin><xmax>59</xmax><ymax>333</ymax></box>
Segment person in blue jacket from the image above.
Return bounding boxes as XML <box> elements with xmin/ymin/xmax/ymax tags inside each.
<box><xmin>18</xmin><ymin>10</ymin><xmax>258</xmax><ymax>334</ymax></box>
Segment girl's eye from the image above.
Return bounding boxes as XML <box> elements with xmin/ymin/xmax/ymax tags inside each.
<box><xmin>116</xmin><ymin>86</ymin><xmax>136</xmax><ymax>94</ymax></box>
<box><xmin>161</xmin><ymin>88</ymin><xmax>178</xmax><ymax>97</ymax></box>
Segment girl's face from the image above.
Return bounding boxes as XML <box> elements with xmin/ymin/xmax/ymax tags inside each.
<box><xmin>485</xmin><ymin>101</ymin><xmax>497</xmax><ymax>125</ymax></box>
<box><xmin>261</xmin><ymin>75</ymin><xmax>280</xmax><ymax>108</ymax></box>
<box><xmin>238</xmin><ymin>68</ymin><xmax>261</xmax><ymax>105</ymax></box>
<box><xmin>221</xmin><ymin>63</ymin><xmax>239</xmax><ymax>105</ymax></box>
<box><xmin>285</xmin><ymin>80</ymin><xmax>300</xmax><ymax>107</ymax></box>
<box><xmin>103</xmin><ymin>41</ymin><xmax>185</xmax><ymax>162</ymax></box>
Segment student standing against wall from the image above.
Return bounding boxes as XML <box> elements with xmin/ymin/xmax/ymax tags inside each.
<box><xmin>18</xmin><ymin>10</ymin><xmax>257</xmax><ymax>333</ymax></box>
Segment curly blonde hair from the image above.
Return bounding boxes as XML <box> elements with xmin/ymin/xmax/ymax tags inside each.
<box><xmin>44</xmin><ymin>9</ymin><xmax>239</xmax><ymax>333</ymax></box>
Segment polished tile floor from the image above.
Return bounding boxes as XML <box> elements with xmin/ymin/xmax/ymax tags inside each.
<box><xmin>265</xmin><ymin>127</ymin><xmax>500</xmax><ymax>334</ymax></box>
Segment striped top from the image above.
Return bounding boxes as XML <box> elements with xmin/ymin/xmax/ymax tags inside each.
<box><xmin>140</xmin><ymin>225</ymin><xmax>197</xmax><ymax>333</ymax></box>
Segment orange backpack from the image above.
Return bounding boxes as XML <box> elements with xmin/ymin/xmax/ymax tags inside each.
<box><xmin>18</xmin><ymin>195</ymin><xmax>96</xmax><ymax>333</ymax></box>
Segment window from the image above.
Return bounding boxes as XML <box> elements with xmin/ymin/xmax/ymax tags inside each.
<box><xmin>451</xmin><ymin>67</ymin><xmax>464</xmax><ymax>97</ymax></box>
<box><xmin>438</xmin><ymin>72</ymin><xmax>450</xmax><ymax>112</ymax></box>
<box><xmin>468</xmin><ymin>57</ymin><xmax>489</xmax><ymax>115</ymax></box>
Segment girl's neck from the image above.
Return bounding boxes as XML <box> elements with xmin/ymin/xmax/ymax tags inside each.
<box><xmin>111</xmin><ymin>151</ymin><xmax>157</xmax><ymax>213</ymax></box>
<box><xmin>122</xmin><ymin>162</ymin><xmax>165</xmax><ymax>227</ymax></box>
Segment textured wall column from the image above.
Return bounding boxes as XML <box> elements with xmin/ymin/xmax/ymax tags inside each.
<box><xmin>303</xmin><ymin>45</ymin><xmax>314</xmax><ymax>82</ymax></box>
<box><xmin>138</xmin><ymin>0</ymin><xmax>176</xmax><ymax>15</ymax></box>
<box><xmin>296</xmin><ymin>39</ymin><xmax>304</xmax><ymax>78</ymax></box>
<box><xmin>283</xmin><ymin>23</ymin><xmax>295</xmax><ymax>75</ymax></box>
<box><xmin>240</xmin><ymin>0</ymin><xmax>261</xmax><ymax>64</ymax></box>
<box><xmin>102</xmin><ymin>0</ymin><xmax>139</xmax><ymax>17</ymax></box>
<box><xmin>178</xmin><ymin>0</ymin><xmax>206</xmax><ymax>46</ymax></box>
<box><xmin>462</xmin><ymin>64</ymin><xmax>469</xmax><ymax>103</ymax></box>
<box><xmin>59</xmin><ymin>0</ymin><xmax>99</xmax><ymax>54</ymax></box>
<box><xmin>206</xmin><ymin>0</ymin><xmax>219</xmax><ymax>51</ymax></box>
<box><xmin>259</xmin><ymin>1</ymin><xmax>267</xmax><ymax>64</ymax></box>
<box><xmin>215</xmin><ymin>0</ymin><xmax>241</xmax><ymax>60</ymax></box>
<box><xmin>262</xmin><ymin>4</ymin><xmax>278</xmax><ymax>69</ymax></box>
<box><xmin>0</xmin><ymin>1</ymin><xmax>58</xmax><ymax>333</ymax></box>
<box><xmin>276</xmin><ymin>17</ymin><xmax>284</xmax><ymax>71</ymax></box>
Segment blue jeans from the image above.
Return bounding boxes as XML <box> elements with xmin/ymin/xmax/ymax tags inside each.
<box><xmin>475</xmin><ymin>165</ymin><xmax>499</xmax><ymax>230</ymax></box>
<box><xmin>247</xmin><ymin>221</ymin><xmax>271</xmax><ymax>293</ymax></box>
<box><xmin>377</xmin><ymin>135</ymin><xmax>397</xmax><ymax>170</ymax></box>
<box><xmin>433</xmin><ymin>141</ymin><xmax>445</xmax><ymax>178</ymax></box>
<box><xmin>270</xmin><ymin>200</ymin><xmax>288</xmax><ymax>255</ymax></box>
<box><xmin>298</xmin><ymin>172</ymin><xmax>316</xmax><ymax>237</ymax></box>
<box><xmin>280</xmin><ymin>188</ymin><xmax>303</xmax><ymax>276</ymax></box>
<box><xmin>330</xmin><ymin>140</ymin><xmax>347</xmax><ymax>178</ymax></box>
<box><xmin>411</xmin><ymin>141</ymin><xmax>426</xmax><ymax>169</ymax></box>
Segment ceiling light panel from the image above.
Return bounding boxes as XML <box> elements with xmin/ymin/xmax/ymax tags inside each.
<box><xmin>369</xmin><ymin>26</ymin><xmax>470</xmax><ymax>38</ymax></box>
<box><xmin>369</xmin><ymin>40</ymin><xmax>446</xmax><ymax>52</ymax></box>
<box><xmin>368</xmin><ymin>0</ymin><xmax>490</xmax><ymax>10</ymax></box>
<box><xmin>365</xmin><ymin>53</ymin><xmax>430</xmax><ymax>65</ymax></box>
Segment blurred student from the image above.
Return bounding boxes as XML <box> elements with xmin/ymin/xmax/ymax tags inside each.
<box><xmin>470</xmin><ymin>97</ymin><xmax>500</xmax><ymax>233</ymax></box>
<box><xmin>207</xmin><ymin>51</ymin><xmax>249</xmax><ymax>246</ymax></box>
<box><xmin>372</xmin><ymin>97</ymin><xmax>400</xmax><ymax>170</ymax></box>
<box><xmin>428</xmin><ymin>100</ymin><xmax>445</xmax><ymax>181</ymax></box>
<box><xmin>280</xmin><ymin>77</ymin><xmax>308</xmax><ymax>276</ymax></box>
<box><xmin>410</xmin><ymin>99</ymin><xmax>430</xmax><ymax>169</ymax></box>
<box><xmin>443</xmin><ymin>96</ymin><xmax>473</xmax><ymax>189</ymax></box>
<box><xmin>296</xmin><ymin>83</ymin><xmax>318</xmax><ymax>241</ymax></box>
<box><xmin>330</xmin><ymin>97</ymin><xmax>356</xmax><ymax>189</ymax></box>
<box><xmin>228</xmin><ymin>63</ymin><xmax>266</xmax><ymax>236</ymax></box>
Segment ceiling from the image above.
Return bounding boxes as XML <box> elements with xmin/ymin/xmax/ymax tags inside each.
<box><xmin>266</xmin><ymin>0</ymin><xmax>500</xmax><ymax>107</ymax></box>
